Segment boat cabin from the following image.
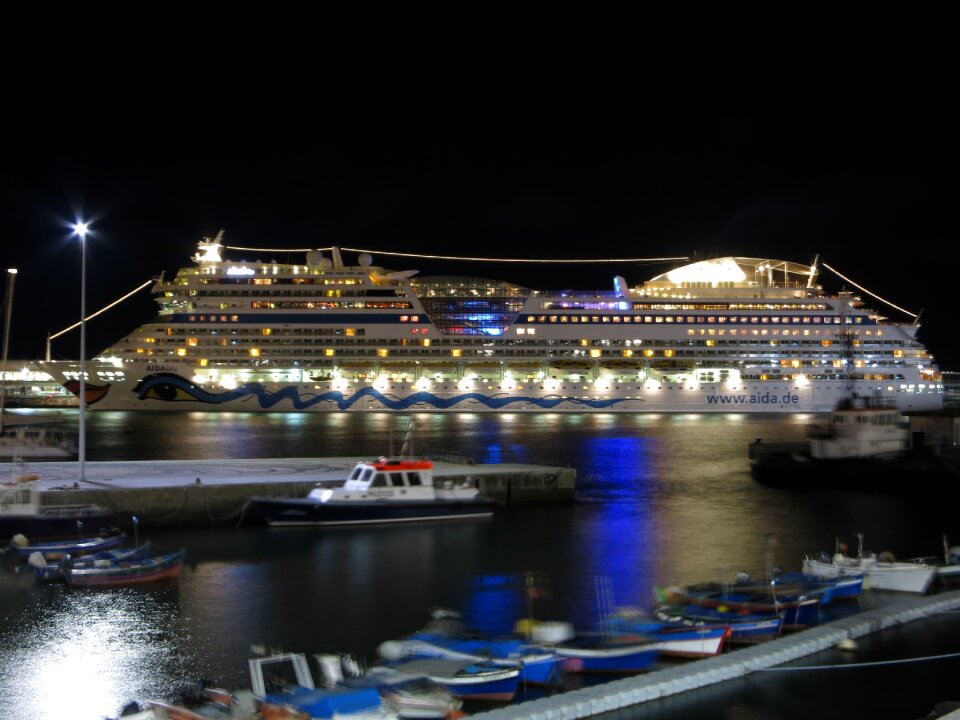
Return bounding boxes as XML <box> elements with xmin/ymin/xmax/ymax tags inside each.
<box><xmin>806</xmin><ymin>395</ymin><xmax>909</xmax><ymax>459</ymax></box>
<box><xmin>307</xmin><ymin>458</ymin><xmax>480</xmax><ymax>503</ymax></box>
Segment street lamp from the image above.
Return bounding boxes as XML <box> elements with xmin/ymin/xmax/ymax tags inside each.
<box><xmin>0</xmin><ymin>268</ymin><xmax>16</xmax><ymax>433</ymax></box>
<box><xmin>73</xmin><ymin>221</ymin><xmax>89</xmax><ymax>482</ymax></box>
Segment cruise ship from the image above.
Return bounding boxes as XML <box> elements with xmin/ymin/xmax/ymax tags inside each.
<box><xmin>35</xmin><ymin>232</ymin><xmax>943</xmax><ymax>413</ymax></box>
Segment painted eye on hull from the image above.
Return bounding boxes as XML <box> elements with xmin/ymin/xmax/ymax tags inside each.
<box><xmin>140</xmin><ymin>382</ymin><xmax>201</xmax><ymax>402</ymax></box>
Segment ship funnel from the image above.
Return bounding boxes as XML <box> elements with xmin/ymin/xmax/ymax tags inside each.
<box><xmin>613</xmin><ymin>276</ymin><xmax>628</xmax><ymax>298</ymax></box>
<box><xmin>331</xmin><ymin>246</ymin><xmax>344</xmax><ymax>270</ymax></box>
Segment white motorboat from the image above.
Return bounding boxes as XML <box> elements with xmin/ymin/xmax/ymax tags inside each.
<box><xmin>802</xmin><ymin>533</ymin><xmax>938</xmax><ymax>594</ymax></box>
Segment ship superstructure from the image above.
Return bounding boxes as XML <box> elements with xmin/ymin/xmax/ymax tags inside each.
<box><xmin>35</xmin><ymin>232</ymin><xmax>943</xmax><ymax>413</ymax></box>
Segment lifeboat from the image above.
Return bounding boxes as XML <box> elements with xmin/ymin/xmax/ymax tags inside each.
<box><xmin>549</xmin><ymin>360</ymin><xmax>593</xmax><ymax>371</ymax></box>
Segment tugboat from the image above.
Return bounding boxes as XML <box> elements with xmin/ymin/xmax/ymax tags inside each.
<box><xmin>749</xmin><ymin>393</ymin><xmax>954</xmax><ymax>490</ymax></box>
<box><xmin>250</xmin><ymin>421</ymin><xmax>498</xmax><ymax>527</ymax></box>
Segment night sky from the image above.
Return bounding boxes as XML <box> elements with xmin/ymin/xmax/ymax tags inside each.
<box><xmin>3</xmin><ymin>10</ymin><xmax>957</xmax><ymax>369</ymax></box>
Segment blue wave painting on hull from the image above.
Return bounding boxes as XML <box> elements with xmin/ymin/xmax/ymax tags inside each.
<box><xmin>132</xmin><ymin>373</ymin><xmax>628</xmax><ymax>410</ymax></box>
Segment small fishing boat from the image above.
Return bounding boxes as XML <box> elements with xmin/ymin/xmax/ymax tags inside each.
<box><xmin>27</xmin><ymin>542</ymin><xmax>152</xmax><ymax>582</ymax></box>
<box><xmin>371</xmin><ymin>657</ymin><xmax>522</xmax><ymax>702</ymax></box>
<box><xmin>377</xmin><ymin>609</ymin><xmax>563</xmax><ymax>686</ymax></box>
<box><xmin>600</xmin><ymin>607</ymin><xmax>731</xmax><ymax>658</ymax></box>
<box><xmin>316</xmin><ymin>654</ymin><xmax>464</xmax><ymax>720</ymax></box>
<box><xmin>651</xmin><ymin>603</ymin><xmax>784</xmax><ymax>644</ymax></box>
<box><xmin>63</xmin><ymin>547</ymin><xmax>185</xmax><ymax>586</ymax></box>
<box><xmin>679</xmin><ymin>580</ymin><xmax>824</xmax><ymax>630</ymax></box>
<box><xmin>802</xmin><ymin>533</ymin><xmax>938</xmax><ymax>594</ymax></box>
<box><xmin>8</xmin><ymin>528</ymin><xmax>126</xmax><ymax>560</ymax></box>
<box><xmin>251</xmin><ymin>653</ymin><xmax>400</xmax><ymax>720</ymax></box>
<box><xmin>523</xmin><ymin>621</ymin><xmax>660</xmax><ymax>673</ymax></box>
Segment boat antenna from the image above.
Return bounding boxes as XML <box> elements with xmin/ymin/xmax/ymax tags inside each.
<box><xmin>399</xmin><ymin>419</ymin><xmax>415</xmax><ymax>459</ymax></box>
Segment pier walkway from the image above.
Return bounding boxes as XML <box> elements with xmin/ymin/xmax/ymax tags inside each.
<box><xmin>471</xmin><ymin>590</ymin><xmax>960</xmax><ymax>720</ymax></box>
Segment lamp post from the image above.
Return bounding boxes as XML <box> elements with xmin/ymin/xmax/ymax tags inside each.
<box><xmin>0</xmin><ymin>268</ymin><xmax>16</xmax><ymax>433</ymax></box>
<box><xmin>73</xmin><ymin>221</ymin><xmax>89</xmax><ymax>482</ymax></box>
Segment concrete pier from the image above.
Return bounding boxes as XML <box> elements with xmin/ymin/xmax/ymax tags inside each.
<box><xmin>1</xmin><ymin>456</ymin><xmax>575</xmax><ymax>529</ymax></box>
<box><xmin>470</xmin><ymin>590</ymin><xmax>960</xmax><ymax>720</ymax></box>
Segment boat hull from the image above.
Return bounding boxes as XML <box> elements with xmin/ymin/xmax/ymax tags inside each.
<box><xmin>13</xmin><ymin>530</ymin><xmax>126</xmax><ymax>560</ymax></box>
<box><xmin>0</xmin><ymin>510</ymin><xmax>116</xmax><ymax>545</ymax></box>
<box><xmin>63</xmin><ymin>549</ymin><xmax>185</xmax><ymax>586</ymax></box>
<box><xmin>802</xmin><ymin>558</ymin><xmax>936</xmax><ymax>594</ymax></box>
<box><xmin>37</xmin><ymin>361</ymin><xmax>944</xmax><ymax>414</ymax></box>
<box><xmin>749</xmin><ymin>445</ymin><xmax>957</xmax><ymax>489</ymax></box>
<box><xmin>251</xmin><ymin>497</ymin><xmax>496</xmax><ymax>527</ymax></box>
<box><xmin>550</xmin><ymin>641</ymin><xmax>660</xmax><ymax>673</ymax></box>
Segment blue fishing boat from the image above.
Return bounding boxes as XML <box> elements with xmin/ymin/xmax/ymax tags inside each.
<box><xmin>62</xmin><ymin>547</ymin><xmax>185</xmax><ymax>586</ymax></box>
<box><xmin>250</xmin><ymin>653</ymin><xmax>400</xmax><ymax>720</ymax></box>
<box><xmin>680</xmin><ymin>581</ymin><xmax>823</xmax><ymax>630</ymax></box>
<box><xmin>378</xmin><ymin>609</ymin><xmax>563</xmax><ymax>686</ymax></box>
<box><xmin>372</xmin><ymin>657</ymin><xmax>522</xmax><ymax>702</ymax></box>
<box><xmin>27</xmin><ymin>542</ymin><xmax>152</xmax><ymax>582</ymax></box>
<box><xmin>600</xmin><ymin>607</ymin><xmax>731</xmax><ymax>657</ymax></box>
<box><xmin>320</xmin><ymin>654</ymin><xmax>464</xmax><ymax>720</ymax></box>
<box><xmin>521</xmin><ymin>621</ymin><xmax>660</xmax><ymax>673</ymax></box>
<box><xmin>651</xmin><ymin>603</ymin><xmax>785</xmax><ymax>644</ymax></box>
<box><xmin>8</xmin><ymin>528</ymin><xmax>126</xmax><ymax>561</ymax></box>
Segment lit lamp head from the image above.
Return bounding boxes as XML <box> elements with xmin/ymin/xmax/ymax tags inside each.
<box><xmin>73</xmin><ymin>221</ymin><xmax>89</xmax><ymax>239</ymax></box>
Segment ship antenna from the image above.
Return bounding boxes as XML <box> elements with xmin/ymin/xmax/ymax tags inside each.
<box><xmin>806</xmin><ymin>255</ymin><xmax>820</xmax><ymax>289</ymax></box>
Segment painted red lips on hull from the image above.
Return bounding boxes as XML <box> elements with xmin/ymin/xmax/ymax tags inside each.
<box><xmin>64</xmin><ymin>380</ymin><xmax>111</xmax><ymax>406</ymax></box>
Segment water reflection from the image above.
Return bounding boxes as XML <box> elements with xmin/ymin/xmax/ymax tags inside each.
<box><xmin>1</xmin><ymin>583</ymin><xmax>189</xmax><ymax>720</ymax></box>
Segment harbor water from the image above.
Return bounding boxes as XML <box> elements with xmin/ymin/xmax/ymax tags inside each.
<box><xmin>1</xmin><ymin>411</ymin><xmax>959</xmax><ymax>719</ymax></box>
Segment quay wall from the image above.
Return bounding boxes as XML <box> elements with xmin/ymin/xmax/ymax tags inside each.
<box><xmin>4</xmin><ymin>457</ymin><xmax>575</xmax><ymax>529</ymax></box>
<box><xmin>470</xmin><ymin>590</ymin><xmax>960</xmax><ymax>720</ymax></box>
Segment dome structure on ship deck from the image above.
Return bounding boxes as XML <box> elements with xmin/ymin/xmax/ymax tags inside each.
<box><xmin>645</xmin><ymin>257</ymin><xmax>818</xmax><ymax>289</ymax></box>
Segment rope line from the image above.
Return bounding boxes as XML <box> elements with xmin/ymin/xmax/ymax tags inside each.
<box><xmin>821</xmin><ymin>262</ymin><xmax>918</xmax><ymax>319</ymax></box>
<box><xmin>757</xmin><ymin>650</ymin><xmax>960</xmax><ymax>672</ymax></box>
<box><xmin>223</xmin><ymin>245</ymin><xmax>688</xmax><ymax>264</ymax></box>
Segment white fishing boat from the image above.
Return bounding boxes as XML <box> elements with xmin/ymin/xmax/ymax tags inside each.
<box><xmin>34</xmin><ymin>233</ymin><xmax>943</xmax><ymax>414</ymax></box>
<box><xmin>802</xmin><ymin>533</ymin><xmax>938</xmax><ymax>594</ymax></box>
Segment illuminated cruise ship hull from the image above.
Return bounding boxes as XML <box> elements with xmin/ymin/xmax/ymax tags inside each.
<box><xmin>35</xmin><ymin>235</ymin><xmax>944</xmax><ymax>414</ymax></box>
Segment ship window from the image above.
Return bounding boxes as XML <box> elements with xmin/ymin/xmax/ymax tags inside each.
<box><xmin>389</xmin><ymin>472</ymin><xmax>404</xmax><ymax>486</ymax></box>
<box><xmin>407</xmin><ymin>472</ymin><xmax>422</xmax><ymax>486</ymax></box>
<box><xmin>371</xmin><ymin>473</ymin><xmax>388</xmax><ymax>487</ymax></box>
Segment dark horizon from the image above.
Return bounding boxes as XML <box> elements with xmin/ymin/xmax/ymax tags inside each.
<box><xmin>3</xmin><ymin>12</ymin><xmax>957</xmax><ymax>368</ymax></box>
